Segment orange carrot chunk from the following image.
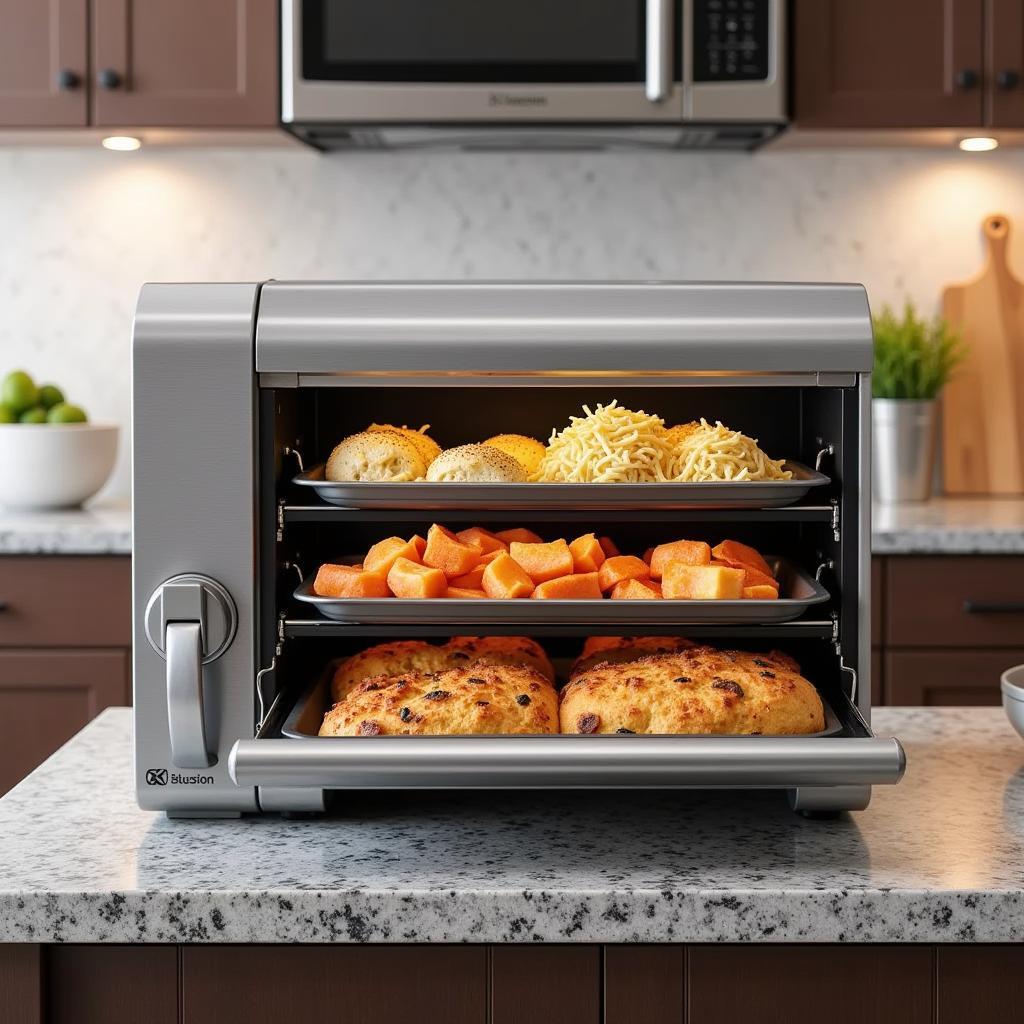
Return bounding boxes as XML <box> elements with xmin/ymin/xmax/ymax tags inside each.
<box><xmin>610</xmin><ymin>578</ymin><xmax>663</xmax><ymax>600</ymax></box>
<box><xmin>568</xmin><ymin>532</ymin><xmax>606</xmax><ymax>573</ymax></box>
<box><xmin>422</xmin><ymin>523</ymin><xmax>480</xmax><ymax>578</ymax></box>
<box><xmin>662</xmin><ymin>564</ymin><xmax>744</xmax><ymax>600</ymax></box>
<box><xmin>481</xmin><ymin>552</ymin><xmax>535</xmax><ymax>599</ymax></box>
<box><xmin>742</xmin><ymin>585</ymin><xmax>779</xmax><ymax>600</ymax></box>
<box><xmin>495</xmin><ymin>527</ymin><xmax>544</xmax><ymax>545</ymax></box>
<box><xmin>711</xmin><ymin>539</ymin><xmax>772</xmax><ymax>577</ymax></box>
<box><xmin>364</xmin><ymin>536</ymin><xmax>424</xmax><ymax>577</ymax></box>
<box><xmin>313</xmin><ymin>563</ymin><xmax>389</xmax><ymax>599</ymax></box>
<box><xmin>597</xmin><ymin>555</ymin><xmax>651</xmax><ymax>592</ymax></box>
<box><xmin>409</xmin><ymin>534</ymin><xmax>427</xmax><ymax>559</ymax></box>
<box><xmin>456</xmin><ymin>526</ymin><xmax>507</xmax><ymax>555</ymax></box>
<box><xmin>648</xmin><ymin>540</ymin><xmax>711</xmax><ymax>580</ymax></box>
<box><xmin>450</xmin><ymin>565</ymin><xmax>486</xmax><ymax>590</ymax></box>
<box><xmin>444</xmin><ymin>586</ymin><xmax>488</xmax><ymax>599</ymax></box>
<box><xmin>532</xmin><ymin>573</ymin><xmax>603</xmax><ymax>600</ymax></box>
<box><xmin>643</xmin><ymin>547</ymin><xmax>655</xmax><ymax>565</ymax></box>
<box><xmin>508</xmin><ymin>539</ymin><xmax>575</xmax><ymax>584</ymax></box>
<box><xmin>386</xmin><ymin>557</ymin><xmax>447</xmax><ymax>599</ymax></box>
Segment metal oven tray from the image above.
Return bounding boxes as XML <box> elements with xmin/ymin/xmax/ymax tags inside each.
<box><xmin>293</xmin><ymin>557</ymin><xmax>829</xmax><ymax>626</ymax></box>
<box><xmin>293</xmin><ymin>462</ymin><xmax>830</xmax><ymax>510</ymax></box>
<box><xmin>280</xmin><ymin>671</ymin><xmax>845</xmax><ymax>741</ymax></box>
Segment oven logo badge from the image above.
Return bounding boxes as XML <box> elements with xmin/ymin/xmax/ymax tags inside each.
<box><xmin>145</xmin><ymin>768</ymin><xmax>168</xmax><ymax>786</ymax></box>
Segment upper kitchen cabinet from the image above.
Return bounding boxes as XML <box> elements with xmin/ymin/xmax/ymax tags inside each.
<box><xmin>989</xmin><ymin>0</ymin><xmax>1024</xmax><ymax>126</ymax></box>
<box><xmin>90</xmin><ymin>0</ymin><xmax>277</xmax><ymax>126</ymax></box>
<box><xmin>793</xmin><ymin>0</ymin><xmax>985</xmax><ymax>128</ymax></box>
<box><xmin>0</xmin><ymin>0</ymin><xmax>88</xmax><ymax>126</ymax></box>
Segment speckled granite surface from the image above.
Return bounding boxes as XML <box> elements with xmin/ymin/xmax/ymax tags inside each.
<box><xmin>0</xmin><ymin>499</ymin><xmax>131</xmax><ymax>554</ymax></box>
<box><xmin>872</xmin><ymin>498</ymin><xmax>1024</xmax><ymax>554</ymax></box>
<box><xmin>2</xmin><ymin>707</ymin><xmax>1024</xmax><ymax>944</ymax></box>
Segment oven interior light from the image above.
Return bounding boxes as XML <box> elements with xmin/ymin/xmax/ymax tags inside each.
<box><xmin>958</xmin><ymin>136</ymin><xmax>999</xmax><ymax>152</ymax></box>
<box><xmin>102</xmin><ymin>135</ymin><xmax>142</xmax><ymax>152</ymax></box>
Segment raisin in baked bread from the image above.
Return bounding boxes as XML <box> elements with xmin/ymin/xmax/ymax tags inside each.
<box><xmin>559</xmin><ymin>646</ymin><xmax>824</xmax><ymax>735</ymax></box>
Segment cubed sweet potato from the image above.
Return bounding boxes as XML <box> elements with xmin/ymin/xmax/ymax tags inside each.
<box><xmin>712</xmin><ymin>560</ymin><xmax>778</xmax><ymax>590</ymax></box>
<box><xmin>597</xmin><ymin>555</ymin><xmax>651</xmax><ymax>592</ymax></box>
<box><xmin>610</xmin><ymin>578</ymin><xmax>663</xmax><ymax>600</ymax></box>
<box><xmin>598</xmin><ymin>535</ymin><xmax>621</xmax><ymax>558</ymax></box>
<box><xmin>532</xmin><ymin>572</ymin><xmax>603</xmax><ymax>600</ymax></box>
<box><xmin>662</xmin><ymin>563</ymin><xmax>744</xmax><ymax>600</ymax></box>
<box><xmin>423</xmin><ymin>523</ymin><xmax>480</xmax><ymax>578</ymax></box>
<box><xmin>643</xmin><ymin>547</ymin><xmax>655</xmax><ymax>565</ymax></box>
<box><xmin>568</xmin><ymin>533</ymin><xmax>606</xmax><ymax>573</ymax></box>
<box><xmin>481</xmin><ymin>552</ymin><xmax>535</xmax><ymax>599</ymax></box>
<box><xmin>386</xmin><ymin>557</ymin><xmax>447</xmax><ymax>599</ymax></box>
<box><xmin>456</xmin><ymin>526</ymin><xmax>507</xmax><ymax>555</ymax></box>
<box><xmin>450</xmin><ymin>565</ymin><xmax>487</xmax><ymax>590</ymax></box>
<box><xmin>477</xmin><ymin>548</ymin><xmax>505</xmax><ymax>564</ymax></box>
<box><xmin>444</xmin><ymin>586</ymin><xmax>488</xmax><ymax>599</ymax></box>
<box><xmin>649</xmin><ymin>540</ymin><xmax>711</xmax><ymax>580</ymax></box>
<box><xmin>313</xmin><ymin>563</ymin><xmax>389</xmax><ymax>599</ymax></box>
<box><xmin>410</xmin><ymin>534</ymin><xmax>427</xmax><ymax>558</ymax></box>
<box><xmin>509</xmin><ymin>539</ymin><xmax>575</xmax><ymax>583</ymax></box>
<box><xmin>742</xmin><ymin>585</ymin><xmax>779</xmax><ymax>600</ymax></box>
<box><xmin>364</xmin><ymin>536</ymin><xmax>424</xmax><ymax>577</ymax></box>
<box><xmin>495</xmin><ymin>527</ymin><xmax>544</xmax><ymax>545</ymax></box>
<box><xmin>711</xmin><ymin>539</ymin><xmax>771</xmax><ymax>577</ymax></box>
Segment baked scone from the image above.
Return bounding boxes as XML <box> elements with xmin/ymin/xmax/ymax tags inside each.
<box><xmin>368</xmin><ymin>423</ymin><xmax>442</xmax><ymax>467</ymax></box>
<box><xmin>320</xmin><ymin>663</ymin><xmax>558</xmax><ymax>736</ymax></box>
<box><xmin>570</xmin><ymin>635</ymin><xmax>695</xmax><ymax>678</ymax></box>
<box><xmin>483</xmin><ymin>434</ymin><xmax>547</xmax><ymax>477</ymax></box>
<box><xmin>448</xmin><ymin>636</ymin><xmax>555</xmax><ymax>684</ymax></box>
<box><xmin>426</xmin><ymin>444</ymin><xmax>527</xmax><ymax>483</ymax></box>
<box><xmin>330</xmin><ymin>636</ymin><xmax>555</xmax><ymax>702</ymax></box>
<box><xmin>559</xmin><ymin>647</ymin><xmax>825</xmax><ymax>735</ymax></box>
<box><xmin>326</xmin><ymin>430</ymin><xmax>426</xmax><ymax>482</ymax></box>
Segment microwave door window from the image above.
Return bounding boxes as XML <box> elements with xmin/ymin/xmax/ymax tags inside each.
<box><xmin>302</xmin><ymin>0</ymin><xmax>671</xmax><ymax>83</ymax></box>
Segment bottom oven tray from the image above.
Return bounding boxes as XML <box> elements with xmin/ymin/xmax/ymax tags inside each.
<box><xmin>228</xmin><ymin>677</ymin><xmax>906</xmax><ymax>791</ymax></box>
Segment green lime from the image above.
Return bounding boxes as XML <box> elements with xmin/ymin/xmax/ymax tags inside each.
<box><xmin>47</xmin><ymin>402</ymin><xmax>88</xmax><ymax>424</ymax></box>
<box><xmin>1</xmin><ymin>370</ymin><xmax>39</xmax><ymax>414</ymax></box>
<box><xmin>38</xmin><ymin>384</ymin><xmax>65</xmax><ymax>409</ymax></box>
<box><xmin>0</xmin><ymin>403</ymin><xmax>17</xmax><ymax>424</ymax></box>
<box><xmin>19</xmin><ymin>406</ymin><xmax>48</xmax><ymax>424</ymax></box>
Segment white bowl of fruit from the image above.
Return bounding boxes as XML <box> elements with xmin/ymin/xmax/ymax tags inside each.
<box><xmin>0</xmin><ymin>370</ymin><xmax>118</xmax><ymax>511</ymax></box>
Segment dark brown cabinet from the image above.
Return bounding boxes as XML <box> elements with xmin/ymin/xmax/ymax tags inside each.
<box><xmin>0</xmin><ymin>0</ymin><xmax>88</xmax><ymax>127</ymax></box>
<box><xmin>0</xmin><ymin>557</ymin><xmax>131</xmax><ymax>796</ymax></box>
<box><xmin>793</xmin><ymin>0</ymin><xmax>1024</xmax><ymax>130</ymax></box>
<box><xmin>90</xmin><ymin>0</ymin><xmax>277</xmax><ymax>127</ymax></box>
<box><xmin>0</xmin><ymin>0</ymin><xmax>277</xmax><ymax>130</ymax></box>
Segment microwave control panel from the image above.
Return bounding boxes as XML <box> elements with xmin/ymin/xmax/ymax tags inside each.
<box><xmin>693</xmin><ymin>0</ymin><xmax>771</xmax><ymax>82</ymax></box>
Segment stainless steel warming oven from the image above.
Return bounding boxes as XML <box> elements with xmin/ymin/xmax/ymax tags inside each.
<box><xmin>133</xmin><ymin>282</ymin><xmax>905</xmax><ymax>817</ymax></box>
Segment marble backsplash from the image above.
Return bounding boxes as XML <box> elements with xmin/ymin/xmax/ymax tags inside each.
<box><xmin>2</xmin><ymin>143</ymin><xmax>1023</xmax><ymax>498</ymax></box>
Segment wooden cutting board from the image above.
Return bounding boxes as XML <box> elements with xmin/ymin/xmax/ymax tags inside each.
<box><xmin>942</xmin><ymin>213</ymin><xmax>1024</xmax><ymax>494</ymax></box>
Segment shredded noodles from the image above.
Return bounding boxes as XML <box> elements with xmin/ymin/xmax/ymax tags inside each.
<box><xmin>667</xmin><ymin>418</ymin><xmax>792</xmax><ymax>482</ymax></box>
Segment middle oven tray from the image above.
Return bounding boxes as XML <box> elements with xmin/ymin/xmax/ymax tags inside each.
<box><xmin>292</xmin><ymin>556</ymin><xmax>829</xmax><ymax>626</ymax></box>
<box><xmin>293</xmin><ymin>461</ymin><xmax>830</xmax><ymax>510</ymax></box>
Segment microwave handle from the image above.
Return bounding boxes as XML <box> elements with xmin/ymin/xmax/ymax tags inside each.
<box><xmin>646</xmin><ymin>0</ymin><xmax>672</xmax><ymax>102</ymax></box>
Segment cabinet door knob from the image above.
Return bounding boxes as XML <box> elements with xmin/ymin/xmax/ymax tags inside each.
<box><xmin>97</xmin><ymin>68</ymin><xmax>122</xmax><ymax>90</ymax></box>
<box><xmin>955</xmin><ymin>68</ymin><xmax>979</xmax><ymax>90</ymax></box>
<box><xmin>998</xmin><ymin>69</ymin><xmax>1021</xmax><ymax>90</ymax></box>
<box><xmin>56</xmin><ymin>69</ymin><xmax>80</xmax><ymax>90</ymax></box>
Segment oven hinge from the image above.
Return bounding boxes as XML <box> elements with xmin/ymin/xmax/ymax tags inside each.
<box><xmin>830</xmin><ymin>497</ymin><xmax>840</xmax><ymax>542</ymax></box>
<box><xmin>831</xmin><ymin>611</ymin><xmax>841</xmax><ymax>655</ymax></box>
<box><xmin>276</xmin><ymin>500</ymin><xmax>285</xmax><ymax>542</ymax></box>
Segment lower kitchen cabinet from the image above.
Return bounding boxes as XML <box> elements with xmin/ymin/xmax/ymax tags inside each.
<box><xmin>885</xmin><ymin>649</ymin><xmax>1024</xmax><ymax>705</ymax></box>
<box><xmin>5</xmin><ymin>943</ymin><xmax>1024</xmax><ymax>1023</ymax></box>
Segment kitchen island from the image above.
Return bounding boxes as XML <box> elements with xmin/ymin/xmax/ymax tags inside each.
<box><xmin>2</xmin><ymin>707</ymin><xmax>1024</xmax><ymax>1022</ymax></box>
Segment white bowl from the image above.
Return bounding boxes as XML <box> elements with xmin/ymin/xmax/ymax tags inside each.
<box><xmin>0</xmin><ymin>423</ymin><xmax>119</xmax><ymax>510</ymax></box>
<box><xmin>1001</xmin><ymin>665</ymin><xmax>1024</xmax><ymax>741</ymax></box>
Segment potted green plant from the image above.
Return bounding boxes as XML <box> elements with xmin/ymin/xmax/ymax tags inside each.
<box><xmin>872</xmin><ymin>302</ymin><xmax>964</xmax><ymax>503</ymax></box>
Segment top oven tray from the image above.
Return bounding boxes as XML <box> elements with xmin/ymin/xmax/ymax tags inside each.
<box><xmin>292</xmin><ymin>462</ymin><xmax>830</xmax><ymax>510</ymax></box>
<box><xmin>293</xmin><ymin>557</ymin><xmax>829</xmax><ymax>626</ymax></box>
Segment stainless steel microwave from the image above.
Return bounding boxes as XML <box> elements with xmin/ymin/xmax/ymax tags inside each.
<box><xmin>281</xmin><ymin>0</ymin><xmax>787</xmax><ymax>151</ymax></box>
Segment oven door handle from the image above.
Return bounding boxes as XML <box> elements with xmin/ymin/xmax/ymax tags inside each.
<box><xmin>645</xmin><ymin>0</ymin><xmax>672</xmax><ymax>102</ymax></box>
<box><xmin>228</xmin><ymin>734</ymin><xmax>906</xmax><ymax>789</ymax></box>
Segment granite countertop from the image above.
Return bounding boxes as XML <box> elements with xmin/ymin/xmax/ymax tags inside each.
<box><xmin>872</xmin><ymin>497</ymin><xmax>1024</xmax><ymax>554</ymax></box>
<box><xmin>0</xmin><ymin>499</ymin><xmax>131</xmax><ymax>555</ymax></box>
<box><xmin>2</xmin><ymin>706</ymin><xmax>1024</xmax><ymax>944</ymax></box>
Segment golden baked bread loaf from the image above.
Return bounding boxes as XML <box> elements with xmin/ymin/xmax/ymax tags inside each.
<box><xmin>331</xmin><ymin>636</ymin><xmax>554</xmax><ymax>702</ymax></box>
<box><xmin>320</xmin><ymin>663</ymin><xmax>558</xmax><ymax>736</ymax></box>
<box><xmin>483</xmin><ymin>434</ymin><xmax>547</xmax><ymax>476</ymax></box>
<box><xmin>425</xmin><ymin>444</ymin><xmax>527</xmax><ymax>483</ymax></box>
<box><xmin>368</xmin><ymin>423</ymin><xmax>442</xmax><ymax>467</ymax></box>
<box><xmin>559</xmin><ymin>647</ymin><xmax>824</xmax><ymax>735</ymax></box>
<box><xmin>570</xmin><ymin>635</ymin><xmax>695</xmax><ymax>678</ymax></box>
<box><xmin>326</xmin><ymin>430</ymin><xmax>426</xmax><ymax>482</ymax></box>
